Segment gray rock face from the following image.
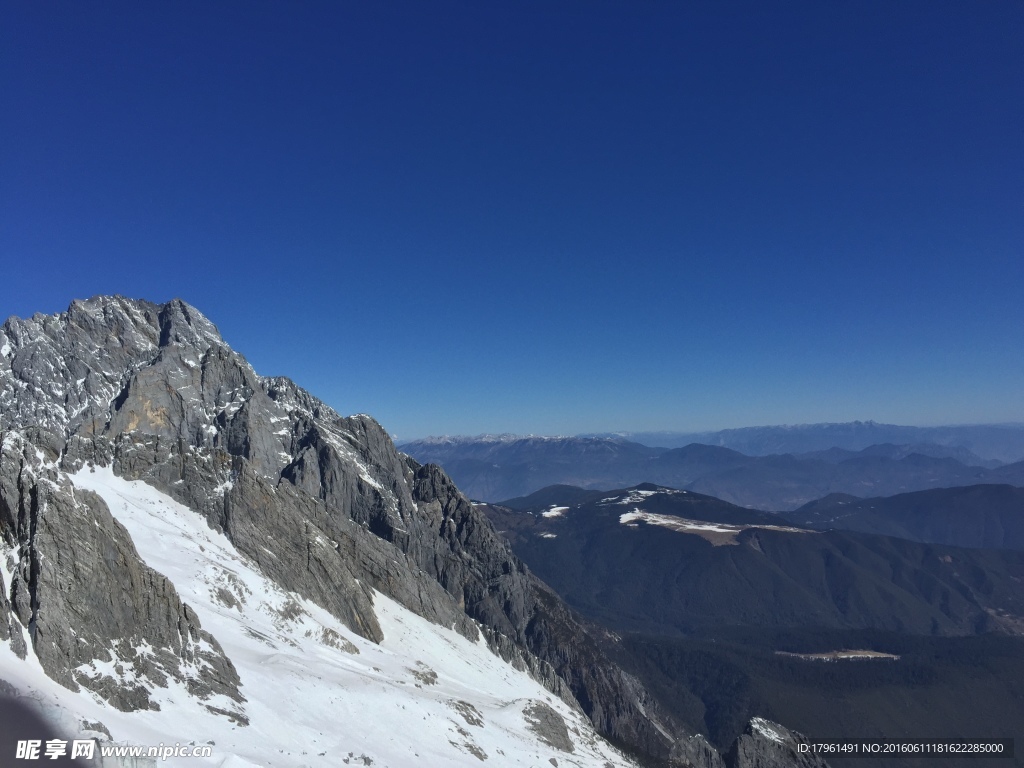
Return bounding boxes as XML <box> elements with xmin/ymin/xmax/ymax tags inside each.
<box><xmin>672</xmin><ymin>733</ymin><xmax>727</xmax><ymax>768</ymax></box>
<box><xmin>406</xmin><ymin>462</ymin><xmax>683</xmax><ymax>758</ymax></box>
<box><xmin>524</xmin><ymin>700</ymin><xmax>575</xmax><ymax>752</ymax></box>
<box><xmin>725</xmin><ymin>718</ymin><xmax>830</xmax><ymax>768</ymax></box>
<box><xmin>0</xmin><ymin>296</ymin><xmax>704</xmax><ymax>763</ymax></box>
<box><xmin>0</xmin><ymin>430</ymin><xmax>244</xmax><ymax>718</ymax></box>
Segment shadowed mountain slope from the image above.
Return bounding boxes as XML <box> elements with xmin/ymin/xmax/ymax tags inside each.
<box><xmin>484</xmin><ymin>483</ymin><xmax>1024</xmax><ymax>767</ymax></box>
<box><xmin>792</xmin><ymin>484</ymin><xmax>1024</xmax><ymax>551</ymax></box>
<box><xmin>484</xmin><ymin>484</ymin><xmax>1024</xmax><ymax>637</ymax></box>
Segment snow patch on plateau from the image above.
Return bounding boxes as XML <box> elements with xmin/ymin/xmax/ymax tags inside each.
<box><xmin>541</xmin><ymin>506</ymin><xmax>568</xmax><ymax>518</ymax></box>
<box><xmin>620</xmin><ymin>509</ymin><xmax>739</xmax><ymax>534</ymax></box>
<box><xmin>619</xmin><ymin>509</ymin><xmax>811</xmax><ymax>538</ymax></box>
<box><xmin>599</xmin><ymin>487</ymin><xmax>687</xmax><ymax>506</ymax></box>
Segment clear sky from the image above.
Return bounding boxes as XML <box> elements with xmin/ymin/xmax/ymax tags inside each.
<box><xmin>3</xmin><ymin>1</ymin><xmax>1022</xmax><ymax>440</ymax></box>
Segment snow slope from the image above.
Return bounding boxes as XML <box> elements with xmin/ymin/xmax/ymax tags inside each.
<box><xmin>0</xmin><ymin>465</ymin><xmax>634</xmax><ymax>767</ymax></box>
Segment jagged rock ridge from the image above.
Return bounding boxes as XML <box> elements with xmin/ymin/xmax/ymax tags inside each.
<box><xmin>0</xmin><ymin>296</ymin><xmax>713</xmax><ymax>765</ymax></box>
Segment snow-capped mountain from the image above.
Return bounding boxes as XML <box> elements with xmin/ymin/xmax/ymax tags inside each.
<box><xmin>0</xmin><ymin>297</ymin><xmax>675</xmax><ymax>767</ymax></box>
<box><xmin>0</xmin><ymin>297</ymin><xmax>823</xmax><ymax>768</ymax></box>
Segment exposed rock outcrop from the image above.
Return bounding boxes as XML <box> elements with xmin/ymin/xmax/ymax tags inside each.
<box><xmin>672</xmin><ymin>733</ymin><xmax>727</xmax><ymax>768</ymax></box>
<box><xmin>0</xmin><ymin>430</ymin><xmax>244</xmax><ymax>718</ymax></box>
<box><xmin>0</xmin><ymin>296</ymin><xmax>697</xmax><ymax>763</ymax></box>
<box><xmin>725</xmin><ymin>718</ymin><xmax>830</xmax><ymax>768</ymax></box>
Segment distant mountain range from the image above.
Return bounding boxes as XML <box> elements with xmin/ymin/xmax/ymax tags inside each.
<box><xmin>400</xmin><ymin>435</ymin><xmax>1024</xmax><ymax>510</ymax></box>
<box><xmin>586</xmin><ymin>421</ymin><xmax>1024</xmax><ymax>463</ymax></box>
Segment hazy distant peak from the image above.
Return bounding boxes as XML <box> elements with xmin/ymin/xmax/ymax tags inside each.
<box><xmin>607</xmin><ymin>422</ymin><xmax>1024</xmax><ymax>463</ymax></box>
<box><xmin>410</xmin><ymin>433</ymin><xmax>572</xmax><ymax>445</ymax></box>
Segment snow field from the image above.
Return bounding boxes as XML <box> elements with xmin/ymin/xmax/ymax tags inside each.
<box><xmin>0</xmin><ymin>465</ymin><xmax>639</xmax><ymax>767</ymax></box>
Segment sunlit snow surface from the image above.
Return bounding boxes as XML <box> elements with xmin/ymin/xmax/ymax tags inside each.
<box><xmin>750</xmin><ymin>717</ymin><xmax>786</xmax><ymax>744</ymax></box>
<box><xmin>541</xmin><ymin>506</ymin><xmax>569</xmax><ymax>518</ymax></box>
<box><xmin>618</xmin><ymin>509</ymin><xmax>811</xmax><ymax>544</ymax></box>
<box><xmin>0</xmin><ymin>465</ymin><xmax>636</xmax><ymax>767</ymax></box>
<box><xmin>598</xmin><ymin>488</ymin><xmax>686</xmax><ymax>506</ymax></box>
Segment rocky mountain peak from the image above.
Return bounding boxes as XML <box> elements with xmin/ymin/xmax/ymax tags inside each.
<box><xmin>1</xmin><ymin>295</ymin><xmax>723</xmax><ymax>766</ymax></box>
<box><xmin>0</xmin><ymin>296</ymin><xmax>236</xmax><ymax>442</ymax></box>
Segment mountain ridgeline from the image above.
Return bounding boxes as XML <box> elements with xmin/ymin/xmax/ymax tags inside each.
<box><xmin>6</xmin><ymin>296</ymin><xmax>1020</xmax><ymax>766</ymax></box>
<box><xmin>590</xmin><ymin>423</ymin><xmax>1024</xmax><ymax>464</ymax></box>
<box><xmin>400</xmin><ymin>435</ymin><xmax>1024</xmax><ymax>510</ymax></box>
<box><xmin>2</xmin><ymin>296</ymin><xmax>747</xmax><ymax>767</ymax></box>
<box><xmin>791</xmin><ymin>485</ymin><xmax>1024</xmax><ymax>551</ymax></box>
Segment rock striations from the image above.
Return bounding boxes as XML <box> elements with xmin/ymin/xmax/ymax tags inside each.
<box><xmin>0</xmin><ymin>296</ymin><xmax>820</xmax><ymax>767</ymax></box>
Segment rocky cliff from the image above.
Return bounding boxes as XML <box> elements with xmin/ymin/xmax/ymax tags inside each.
<box><xmin>0</xmin><ymin>296</ymin><xmax>695</xmax><ymax>764</ymax></box>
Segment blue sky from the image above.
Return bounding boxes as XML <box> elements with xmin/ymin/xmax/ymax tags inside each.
<box><xmin>3</xmin><ymin>1</ymin><xmax>1022</xmax><ymax>439</ymax></box>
